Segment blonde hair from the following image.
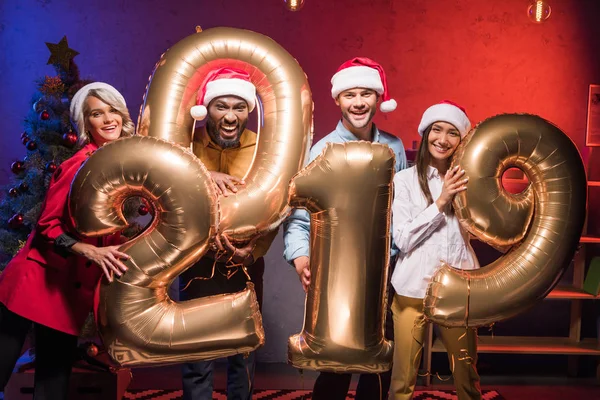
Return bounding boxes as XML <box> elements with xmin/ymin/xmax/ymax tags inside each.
<box><xmin>74</xmin><ymin>88</ymin><xmax>134</xmax><ymax>146</ymax></box>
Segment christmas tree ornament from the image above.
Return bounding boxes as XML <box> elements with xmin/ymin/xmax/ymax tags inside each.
<box><xmin>9</xmin><ymin>214</ymin><xmax>24</xmax><ymax>229</ymax></box>
<box><xmin>45</xmin><ymin>161</ymin><xmax>57</xmax><ymax>173</ymax></box>
<box><xmin>40</xmin><ymin>75</ymin><xmax>65</xmax><ymax>96</ymax></box>
<box><xmin>138</xmin><ymin>204</ymin><xmax>149</xmax><ymax>216</ymax></box>
<box><xmin>86</xmin><ymin>343</ymin><xmax>99</xmax><ymax>357</ymax></box>
<box><xmin>22</xmin><ymin>136</ymin><xmax>30</xmax><ymax>145</ymax></box>
<box><xmin>8</xmin><ymin>188</ymin><xmax>18</xmax><ymax>197</ymax></box>
<box><xmin>20</xmin><ymin>131</ymin><xmax>27</xmax><ymax>139</ymax></box>
<box><xmin>45</xmin><ymin>36</ymin><xmax>79</xmax><ymax>70</ymax></box>
<box><xmin>40</xmin><ymin>110</ymin><xmax>50</xmax><ymax>120</ymax></box>
<box><xmin>26</xmin><ymin>141</ymin><xmax>37</xmax><ymax>151</ymax></box>
<box><xmin>62</xmin><ymin>131</ymin><xmax>77</xmax><ymax>147</ymax></box>
<box><xmin>10</xmin><ymin>161</ymin><xmax>24</xmax><ymax>174</ymax></box>
<box><xmin>18</xmin><ymin>182</ymin><xmax>29</xmax><ymax>192</ymax></box>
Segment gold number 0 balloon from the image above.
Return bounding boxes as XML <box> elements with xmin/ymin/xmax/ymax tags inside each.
<box><xmin>288</xmin><ymin>142</ymin><xmax>395</xmax><ymax>373</ymax></box>
<box><xmin>137</xmin><ymin>27</ymin><xmax>313</xmax><ymax>240</ymax></box>
<box><xmin>424</xmin><ymin>114</ymin><xmax>587</xmax><ymax>327</ymax></box>
<box><xmin>68</xmin><ymin>27</ymin><xmax>312</xmax><ymax>366</ymax></box>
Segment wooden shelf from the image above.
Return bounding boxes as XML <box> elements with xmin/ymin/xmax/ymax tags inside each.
<box><xmin>581</xmin><ymin>235</ymin><xmax>600</xmax><ymax>244</ymax></box>
<box><xmin>547</xmin><ymin>285</ymin><xmax>598</xmax><ymax>299</ymax></box>
<box><xmin>432</xmin><ymin>336</ymin><xmax>600</xmax><ymax>355</ymax></box>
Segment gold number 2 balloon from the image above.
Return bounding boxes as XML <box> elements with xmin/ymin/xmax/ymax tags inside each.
<box><xmin>69</xmin><ymin>27</ymin><xmax>312</xmax><ymax>366</ymax></box>
<box><xmin>424</xmin><ymin>114</ymin><xmax>587</xmax><ymax>327</ymax></box>
<box><xmin>288</xmin><ymin>142</ymin><xmax>395</xmax><ymax>373</ymax></box>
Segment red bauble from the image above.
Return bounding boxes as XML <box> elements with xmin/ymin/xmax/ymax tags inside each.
<box><xmin>45</xmin><ymin>162</ymin><xmax>57</xmax><ymax>173</ymax></box>
<box><xmin>138</xmin><ymin>204</ymin><xmax>149</xmax><ymax>216</ymax></box>
<box><xmin>26</xmin><ymin>141</ymin><xmax>37</xmax><ymax>151</ymax></box>
<box><xmin>22</xmin><ymin>136</ymin><xmax>29</xmax><ymax>145</ymax></box>
<box><xmin>62</xmin><ymin>131</ymin><xmax>77</xmax><ymax>147</ymax></box>
<box><xmin>40</xmin><ymin>110</ymin><xmax>50</xmax><ymax>120</ymax></box>
<box><xmin>9</xmin><ymin>214</ymin><xmax>24</xmax><ymax>229</ymax></box>
<box><xmin>10</xmin><ymin>161</ymin><xmax>24</xmax><ymax>174</ymax></box>
<box><xmin>86</xmin><ymin>344</ymin><xmax>99</xmax><ymax>357</ymax></box>
<box><xmin>18</xmin><ymin>182</ymin><xmax>28</xmax><ymax>192</ymax></box>
<box><xmin>8</xmin><ymin>188</ymin><xmax>18</xmax><ymax>197</ymax></box>
<box><xmin>20</xmin><ymin>131</ymin><xmax>27</xmax><ymax>139</ymax></box>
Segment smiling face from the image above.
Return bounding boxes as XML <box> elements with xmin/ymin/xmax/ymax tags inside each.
<box><xmin>427</xmin><ymin>121</ymin><xmax>462</xmax><ymax>166</ymax></box>
<box><xmin>206</xmin><ymin>96</ymin><xmax>249</xmax><ymax>149</ymax></box>
<box><xmin>335</xmin><ymin>88</ymin><xmax>378</xmax><ymax>137</ymax></box>
<box><xmin>85</xmin><ymin>96</ymin><xmax>123</xmax><ymax>146</ymax></box>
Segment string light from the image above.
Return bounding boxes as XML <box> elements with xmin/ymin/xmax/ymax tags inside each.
<box><xmin>284</xmin><ymin>0</ymin><xmax>305</xmax><ymax>12</ymax></box>
<box><xmin>527</xmin><ymin>1</ymin><xmax>551</xmax><ymax>23</ymax></box>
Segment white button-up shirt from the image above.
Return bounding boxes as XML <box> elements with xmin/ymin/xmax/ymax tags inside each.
<box><xmin>391</xmin><ymin>165</ymin><xmax>479</xmax><ymax>299</ymax></box>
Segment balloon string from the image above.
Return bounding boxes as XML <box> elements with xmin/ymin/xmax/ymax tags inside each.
<box><xmin>180</xmin><ymin>252</ymin><xmax>223</xmax><ymax>291</ymax></box>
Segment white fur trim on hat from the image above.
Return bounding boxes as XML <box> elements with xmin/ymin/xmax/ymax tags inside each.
<box><xmin>203</xmin><ymin>78</ymin><xmax>256</xmax><ymax>111</ymax></box>
<box><xmin>380</xmin><ymin>99</ymin><xmax>397</xmax><ymax>112</ymax></box>
<box><xmin>70</xmin><ymin>82</ymin><xmax>126</xmax><ymax>121</ymax></box>
<box><xmin>331</xmin><ymin>66</ymin><xmax>384</xmax><ymax>99</ymax></box>
<box><xmin>418</xmin><ymin>103</ymin><xmax>472</xmax><ymax>138</ymax></box>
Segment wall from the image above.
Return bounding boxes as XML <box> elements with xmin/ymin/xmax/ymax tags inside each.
<box><xmin>1</xmin><ymin>0</ymin><xmax>600</xmax><ymax>363</ymax></box>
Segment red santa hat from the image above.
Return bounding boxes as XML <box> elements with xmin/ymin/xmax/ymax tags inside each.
<box><xmin>330</xmin><ymin>57</ymin><xmax>397</xmax><ymax>113</ymax></box>
<box><xmin>418</xmin><ymin>100</ymin><xmax>472</xmax><ymax>138</ymax></box>
<box><xmin>190</xmin><ymin>67</ymin><xmax>256</xmax><ymax>120</ymax></box>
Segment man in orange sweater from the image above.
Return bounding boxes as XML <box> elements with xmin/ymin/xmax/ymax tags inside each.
<box><xmin>180</xmin><ymin>67</ymin><xmax>277</xmax><ymax>400</ymax></box>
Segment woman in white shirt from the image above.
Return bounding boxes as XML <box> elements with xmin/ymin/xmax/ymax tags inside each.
<box><xmin>389</xmin><ymin>101</ymin><xmax>482</xmax><ymax>400</ymax></box>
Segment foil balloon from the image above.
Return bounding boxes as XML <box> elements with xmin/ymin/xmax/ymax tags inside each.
<box><xmin>69</xmin><ymin>27</ymin><xmax>312</xmax><ymax>366</ymax></box>
<box><xmin>137</xmin><ymin>26</ymin><xmax>313</xmax><ymax>240</ymax></box>
<box><xmin>288</xmin><ymin>142</ymin><xmax>395</xmax><ymax>373</ymax></box>
<box><xmin>69</xmin><ymin>137</ymin><xmax>263</xmax><ymax>366</ymax></box>
<box><xmin>424</xmin><ymin>114</ymin><xmax>587</xmax><ymax>327</ymax></box>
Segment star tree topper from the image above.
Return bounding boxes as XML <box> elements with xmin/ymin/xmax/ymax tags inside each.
<box><xmin>45</xmin><ymin>36</ymin><xmax>79</xmax><ymax>69</ymax></box>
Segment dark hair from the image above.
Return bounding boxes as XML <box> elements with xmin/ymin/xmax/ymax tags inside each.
<box><xmin>416</xmin><ymin>125</ymin><xmax>434</xmax><ymax>205</ymax></box>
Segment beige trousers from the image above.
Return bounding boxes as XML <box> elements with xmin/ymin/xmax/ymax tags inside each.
<box><xmin>389</xmin><ymin>295</ymin><xmax>482</xmax><ymax>400</ymax></box>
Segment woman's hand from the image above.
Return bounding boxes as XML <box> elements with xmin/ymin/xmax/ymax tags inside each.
<box><xmin>435</xmin><ymin>165</ymin><xmax>468</xmax><ymax>212</ymax></box>
<box><xmin>71</xmin><ymin>242</ymin><xmax>129</xmax><ymax>282</ymax></box>
<box><xmin>209</xmin><ymin>171</ymin><xmax>245</xmax><ymax>197</ymax></box>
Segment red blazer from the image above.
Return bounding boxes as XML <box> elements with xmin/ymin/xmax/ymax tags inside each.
<box><xmin>0</xmin><ymin>142</ymin><xmax>119</xmax><ymax>336</ymax></box>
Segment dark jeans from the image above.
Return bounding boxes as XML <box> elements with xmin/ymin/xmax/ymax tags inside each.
<box><xmin>0</xmin><ymin>303</ymin><xmax>78</xmax><ymax>400</ymax></box>
<box><xmin>179</xmin><ymin>257</ymin><xmax>264</xmax><ymax>400</ymax></box>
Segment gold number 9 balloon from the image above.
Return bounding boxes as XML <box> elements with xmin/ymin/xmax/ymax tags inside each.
<box><xmin>424</xmin><ymin>114</ymin><xmax>587</xmax><ymax>327</ymax></box>
<box><xmin>69</xmin><ymin>27</ymin><xmax>313</xmax><ymax>366</ymax></box>
<box><xmin>288</xmin><ymin>142</ymin><xmax>395</xmax><ymax>373</ymax></box>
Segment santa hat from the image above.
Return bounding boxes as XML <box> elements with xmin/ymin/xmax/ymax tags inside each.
<box><xmin>418</xmin><ymin>100</ymin><xmax>471</xmax><ymax>138</ymax></box>
<box><xmin>70</xmin><ymin>82</ymin><xmax>126</xmax><ymax>122</ymax></box>
<box><xmin>330</xmin><ymin>57</ymin><xmax>397</xmax><ymax>113</ymax></box>
<box><xmin>190</xmin><ymin>67</ymin><xmax>256</xmax><ymax>120</ymax></box>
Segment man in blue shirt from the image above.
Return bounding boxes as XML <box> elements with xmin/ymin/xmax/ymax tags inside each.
<box><xmin>283</xmin><ymin>57</ymin><xmax>407</xmax><ymax>400</ymax></box>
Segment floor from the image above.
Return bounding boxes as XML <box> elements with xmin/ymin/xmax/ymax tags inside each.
<box><xmin>127</xmin><ymin>363</ymin><xmax>600</xmax><ymax>400</ymax></box>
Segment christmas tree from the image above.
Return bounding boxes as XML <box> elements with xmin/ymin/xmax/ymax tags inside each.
<box><xmin>0</xmin><ymin>36</ymin><xmax>143</xmax><ymax>271</ymax></box>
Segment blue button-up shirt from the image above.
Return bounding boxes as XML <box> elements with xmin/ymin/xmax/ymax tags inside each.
<box><xmin>283</xmin><ymin>120</ymin><xmax>407</xmax><ymax>264</ymax></box>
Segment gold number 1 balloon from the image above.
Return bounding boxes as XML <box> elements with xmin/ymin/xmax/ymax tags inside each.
<box><xmin>288</xmin><ymin>142</ymin><xmax>395</xmax><ymax>373</ymax></box>
<box><xmin>424</xmin><ymin>114</ymin><xmax>587</xmax><ymax>327</ymax></box>
<box><xmin>68</xmin><ymin>27</ymin><xmax>312</xmax><ymax>366</ymax></box>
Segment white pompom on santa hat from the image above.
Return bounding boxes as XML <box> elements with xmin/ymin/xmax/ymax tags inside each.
<box><xmin>190</xmin><ymin>67</ymin><xmax>257</xmax><ymax>120</ymax></box>
<box><xmin>418</xmin><ymin>100</ymin><xmax>472</xmax><ymax>138</ymax></box>
<box><xmin>330</xmin><ymin>57</ymin><xmax>397</xmax><ymax>113</ymax></box>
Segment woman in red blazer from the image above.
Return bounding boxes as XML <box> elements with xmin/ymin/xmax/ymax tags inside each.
<box><xmin>0</xmin><ymin>82</ymin><xmax>133</xmax><ymax>399</ymax></box>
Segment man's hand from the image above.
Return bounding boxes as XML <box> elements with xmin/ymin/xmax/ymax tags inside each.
<box><xmin>209</xmin><ymin>171</ymin><xmax>245</xmax><ymax>197</ymax></box>
<box><xmin>214</xmin><ymin>234</ymin><xmax>260</xmax><ymax>266</ymax></box>
<box><xmin>293</xmin><ymin>256</ymin><xmax>310</xmax><ymax>293</ymax></box>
